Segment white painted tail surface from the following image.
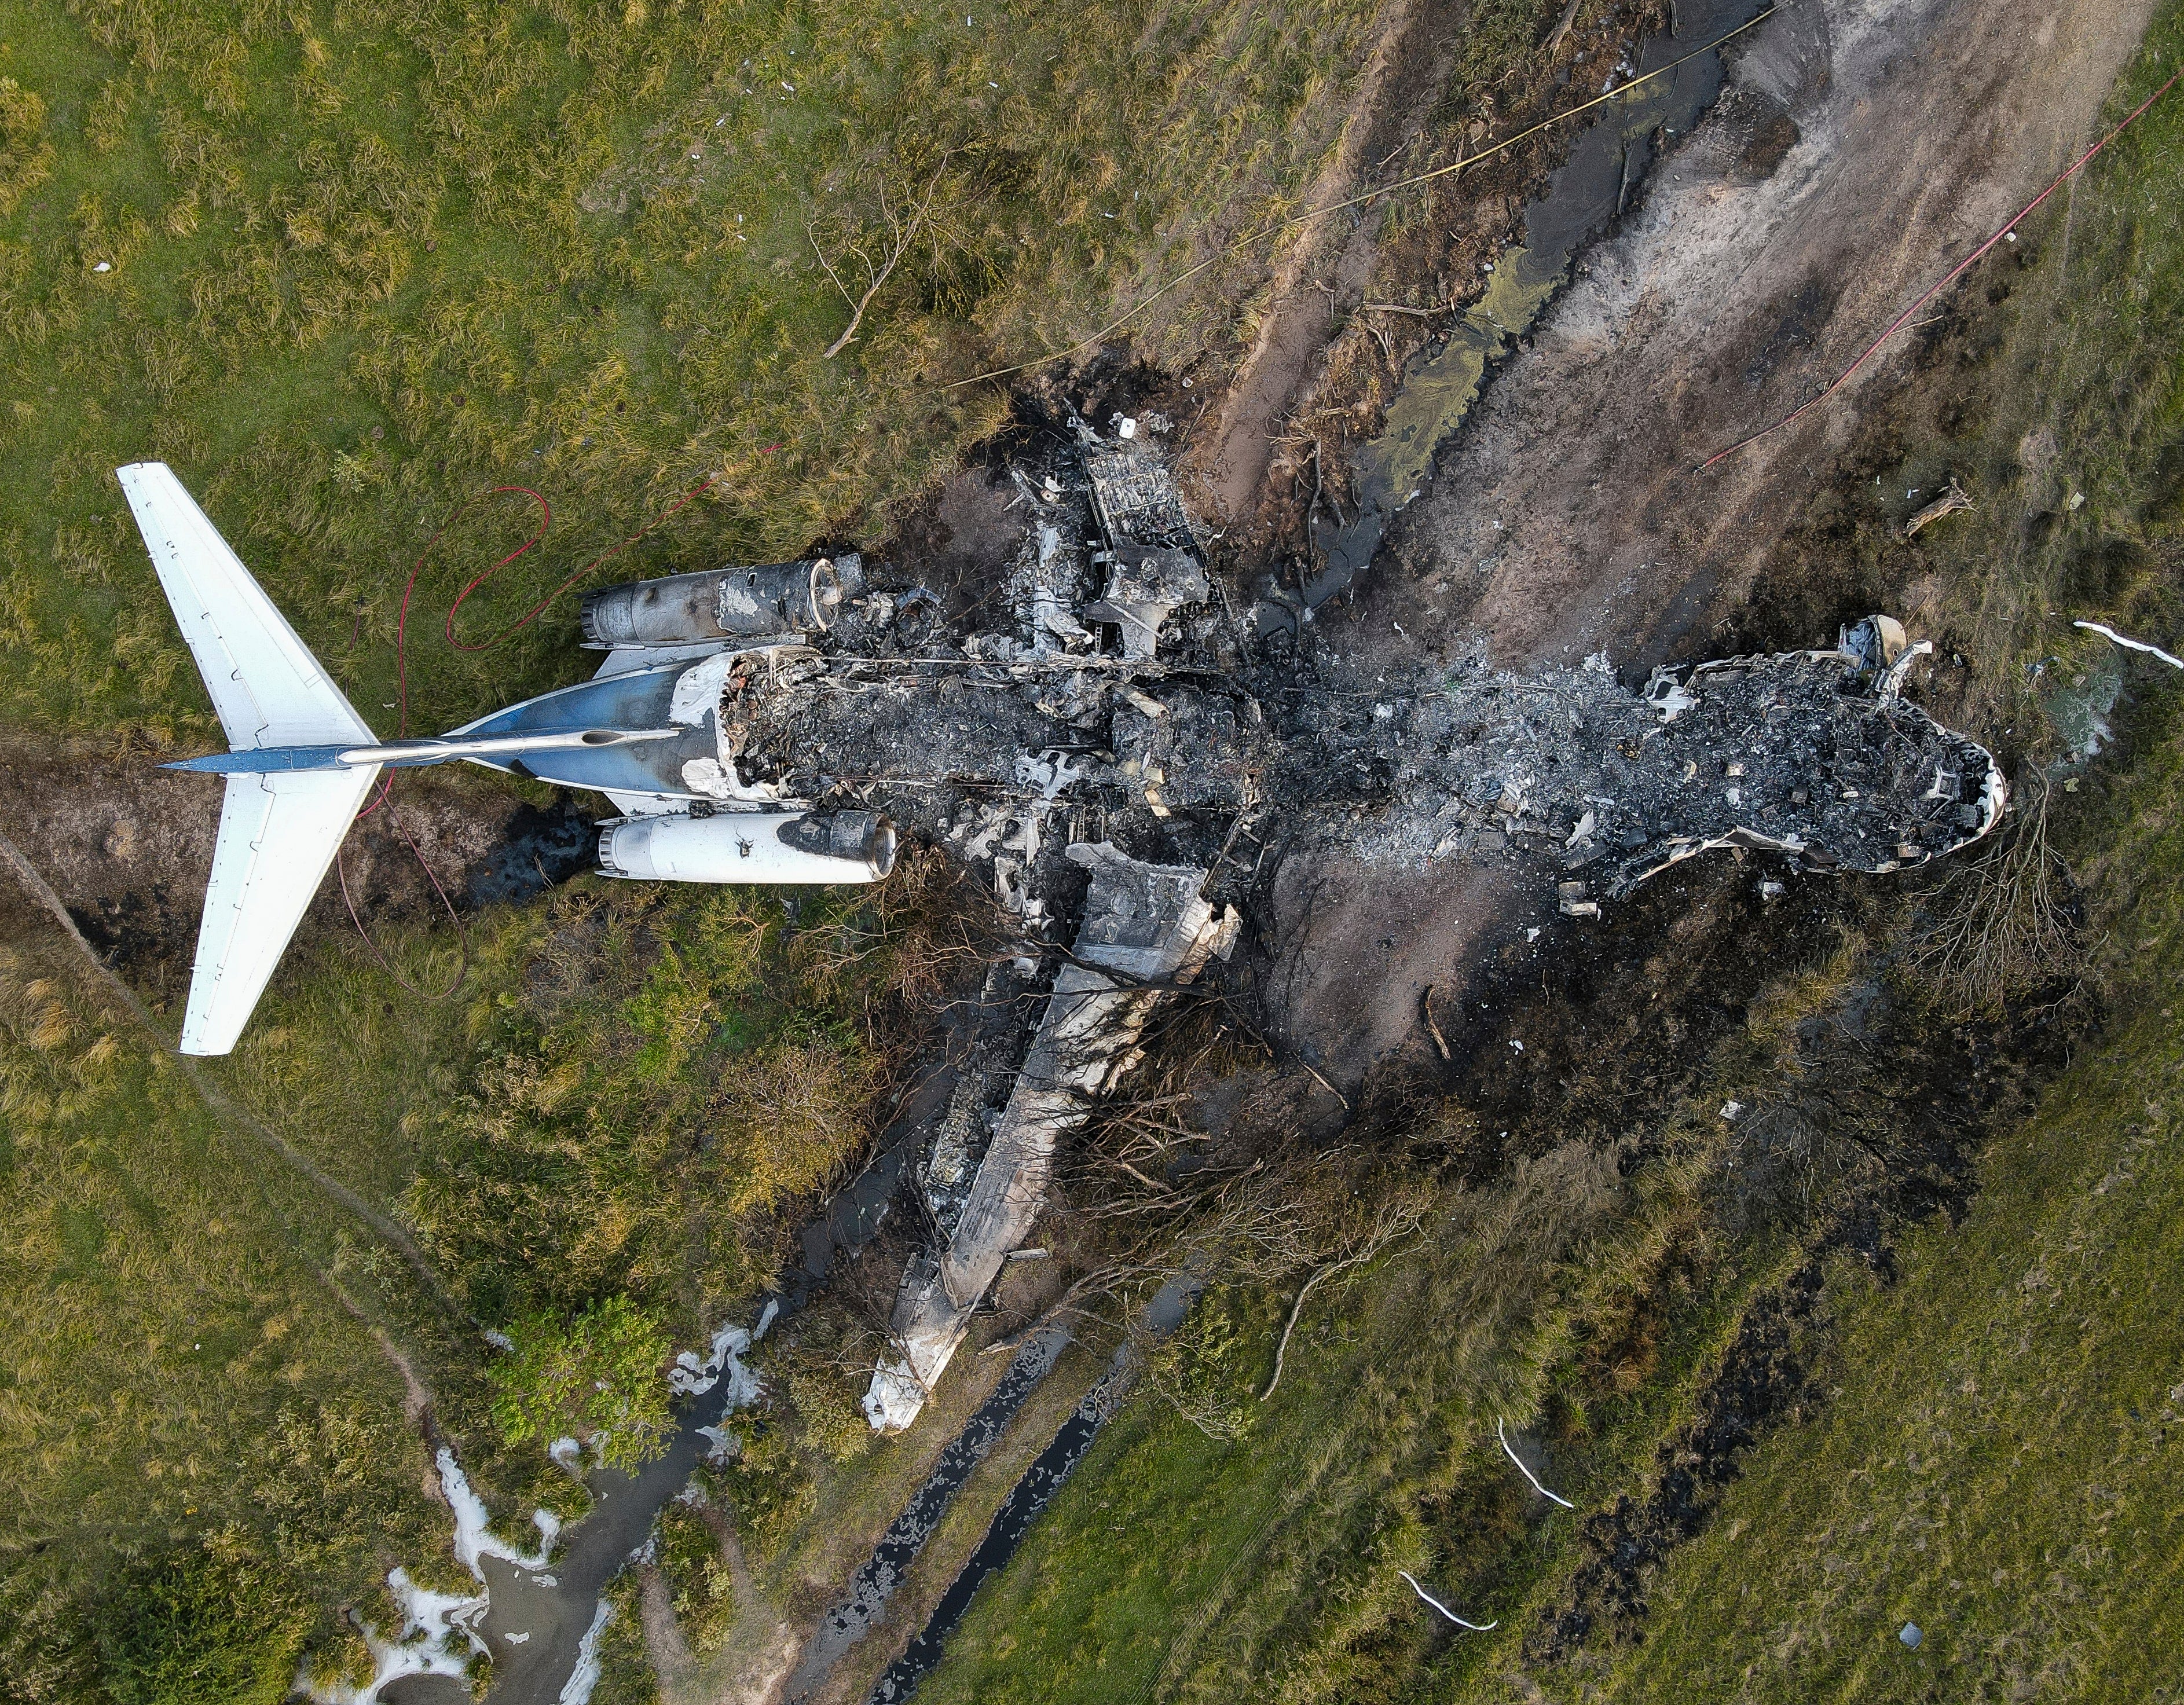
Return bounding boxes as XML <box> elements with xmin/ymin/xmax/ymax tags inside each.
<box><xmin>118</xmin><ymin>462</ymin><xmax>382</xmax><ymax>1054</ymax></box>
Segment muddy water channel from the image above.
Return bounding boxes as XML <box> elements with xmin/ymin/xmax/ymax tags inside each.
<box><xmin>1302</xmin><ymin>0</ymin><xmax>1769</xmax><ymax>613</ymax></box>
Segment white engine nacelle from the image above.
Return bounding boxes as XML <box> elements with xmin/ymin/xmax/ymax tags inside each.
<box><xmin>598</xmin><ymin>810</ymin><xmax>896</xmax><ymax>885</ymax></box>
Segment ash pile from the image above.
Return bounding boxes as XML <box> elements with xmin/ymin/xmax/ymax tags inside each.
<box><xmin>1325</xmin><ymin>615</ymin><xmax>2006</xmax><ymax>911</ymax></box>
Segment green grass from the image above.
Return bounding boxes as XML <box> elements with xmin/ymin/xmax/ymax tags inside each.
<box><xmin>1585</xmin><ymin>745</ymin><xmax>2184</xmax><ymax>1703</ymax></box>
<box><xmin>911</xmin><ymin>951</ymin><xmax>1861</xmax><ymax>1705</ymax></box>
<box><xmin>0</xmin><ymin>852</ymin><xmax>958</xmax><ymax>1693</ymax></box>
<box><xmin>0</xmin><ymin>0</ymin><xmax>1403</xmax><ymax>743</ymax></box>
<box><xmin>0</xmin><ymin>930</ymin><xmax>456</xmax><ymax>1699</ymax></box>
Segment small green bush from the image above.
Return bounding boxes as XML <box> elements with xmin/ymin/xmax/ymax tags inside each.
<box><xmin>95</xmin><ymin>1537</ymin><xmax>313</xmax><ymax>1705</ymax></box>
<box><xmin>488</xmin><ymin>1295</ymin><xmax>673</xmax><ymax>1472</ymax></box>
<box><xmin>654</xmin><ymin>1499</ymin><xmax>735</xmax><ymax>1656</ymax></box>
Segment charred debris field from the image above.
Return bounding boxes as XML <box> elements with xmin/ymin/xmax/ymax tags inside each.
<box><xmin>5</xmin><ymin>2</ymin><xmax>2184</xmax><ymax>1705</ymax></box>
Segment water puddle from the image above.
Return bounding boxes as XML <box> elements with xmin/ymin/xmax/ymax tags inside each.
<box><xmin>1296</xmin><ymin>0</ymin><xmax>1769</xmax><ymax>616</ymax></box>
<box><xmin>2042</xmin><ymin>649</ymin><xmax>2124</xmax><ymax>764</ymax></box>
<box><xmin>463</xmin><ymin>994</ymin><xmax>1007</xmax><ymax>1704</ymax></box>
<box><xmin>785</xmin><ymin>1326</ymin><xmax>1073</xmax><ymax>1701</ymax></box>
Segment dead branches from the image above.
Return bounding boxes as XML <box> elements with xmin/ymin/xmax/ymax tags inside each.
<box><xmin>1259</xmin><ymin>1191</ymin><xmax>1426</xmax><ymax>1401</ymax></box>
<box><xmin>808</xmin><ymin>156</ymin><xmax>953</xmax><ymax>359</ymax></box>
<box><xmin>1904</xmin><ymin>477</ymin><xmax>1973</xmax><ymax>539</ymax></box>
<box><xmin>1904</xmin><ymin>774</ymin><xmax>2086</xmax><ymax>1018</ymax></box>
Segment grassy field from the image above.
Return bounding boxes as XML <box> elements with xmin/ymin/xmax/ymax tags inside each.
<box><xmin>1582</xmin><ymin>721</ymin><xmax>2184</xmax><ymax>1702</ymax></box>
<box><xmin>912</xmin><ymin>9</ymin><xmax>2184</xmax><ymax>1702</ymax></box>
<box><xmin>1534</xmin><ymin>16</ymin><xmax>2184</xmax><ymax>1692</ymax></box>
<box><xmin>912</xmin><ymin>947</ymin><xmax>1855</xmax><ymax>1705</ymax></box>
<box><xmin>9</xmin><ymin>0</ymin><xmax>2178</xmax><ymax>1696</ymax></box>
<box><xmin>0</xmin><ymin>914</ymin><xmax>457</xmax><ymax>1701</ymax></box>
<box><xmin>0</xmin><ymin>0</ymin><xmax>1403</xmax><ymax>744</ymax></box>
<box><xmin>0</xmin><ymin>844</ymin><xmax>966</xmax><ymax>1695</ymax></box>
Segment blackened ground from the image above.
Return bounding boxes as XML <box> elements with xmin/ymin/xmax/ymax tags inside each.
<box><xmin>1536</xmin><ymin>1262</ymin><xmax>1833</xmax><ymax>1656</ymax></box>
<box><xmin>1527</xmin><ymin>962</ymin><xmax>2087</xmax><ymax>1659</ymax></box>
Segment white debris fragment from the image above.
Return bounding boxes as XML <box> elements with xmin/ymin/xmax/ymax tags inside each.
<box><xmin>556</xmin><ymin>1597</ymin><xmax>614</xmax><ymax>1705</ymax></box>
<box><xmin>1016</xmin><ymin>751</ymin><xmax>1086</xmax><ymax>800</ymax></box>
<box><xmin>1497</xmin><ymin>1417</ymin><xmax>1576</xmax><ymax>1508</ymax></box>
<box><xmin>1400</xmin><ymin>1570</ymin><xmax>1498</xmax><ymax>1631</ymax></box>
<box><xmin>2075</xmin><ymin>619</ymin><xmax>2184</xmax><ymax>672</ymax></box>
<box><xmin>668</xmin><ymin>1319</ymin><xmax>762</xmax><ymax>1406</ymax></box>
<box><xmin>862</xmin><ymin>1359</ymin><xmax>930</xmax><ymax>1431</ymax></box>
<box><xmin>1720</xmin><ymin>1101</ymin><xmax>1743</xmax><ymax>1120</ymax></box>
<box><xmin>1651</xmin><ymin>679</ymin><xmax>1698</xmax><ymax>723</ymax></box>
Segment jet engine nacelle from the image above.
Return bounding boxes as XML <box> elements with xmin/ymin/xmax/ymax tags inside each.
<box><xmin>598</xmin><ymin>809</ymin><xmax>896</xmax><ymax>885</ymax></box>
<box><xmin>580</xmin><ymin>555</ymin><xmax>864</xmax><ymax>646</ymax></box>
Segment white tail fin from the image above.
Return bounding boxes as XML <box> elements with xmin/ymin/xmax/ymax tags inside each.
<box><xmin>119</xmin><ymin>463</ymin><xmax>383</xmax><ymax>1054</ymax></box>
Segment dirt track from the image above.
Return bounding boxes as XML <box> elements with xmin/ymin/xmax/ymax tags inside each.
<box><xmin>0</xmin><ymin>742</ymin><xmax>591</xmax><ymax>1010</ymax></box>
<box><xmin>1259</xmin><ymin>0</ymin><xmax>2157</xmax><ymax>1088</ymax></box>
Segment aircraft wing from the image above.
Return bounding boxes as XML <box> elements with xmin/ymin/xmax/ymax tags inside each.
<box><xmin>117</xmin><ymin>461</ymin><xmax>375</xmax><ymax>749</ymax></box>
<box><xmin>182</xmin><ymin>765</ymin><xmax>383</xmax><ymax>1055</ymax></box>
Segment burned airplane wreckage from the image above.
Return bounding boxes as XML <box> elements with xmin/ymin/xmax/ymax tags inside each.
<box><xmin>567</xmin><ymin>419</ymin><xmax>2005</xmax><ymax>1428</ymax></box>
<box><xmin>126</xmin><ymin>420</ymin><xmax>2001</xmax><ymax>1422</ymax></box>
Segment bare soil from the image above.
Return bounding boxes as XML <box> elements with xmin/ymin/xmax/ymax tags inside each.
<box><xmin>0</xmin><ymin>738</ymin><xmax>591</xmax><ymax>1013</ymax></box>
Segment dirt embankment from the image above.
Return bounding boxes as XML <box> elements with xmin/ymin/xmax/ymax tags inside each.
<box><xmin>1249</xmin><ymin>0</ymin><xmax>2157</xmax><ymax>1092</ymax></box>
<box><xmin>0</xmin><ymin>739</ymin><xmax>590</xmax><ymax>1014</ymax></box>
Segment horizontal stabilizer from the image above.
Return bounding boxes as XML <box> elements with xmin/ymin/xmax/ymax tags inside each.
<box><xmin>118</xmin><ymin>462</ymin><xmax>375</xmax><ymax>750</ymax></box>
<box><xmin>184</xmin><ymin>767</ymin><xmax>382</xmax><ymax>1055</ymax></box>
<box><xmin>118</xmin><ymin>461</ymin><xmax>385</xmax><ymax>1054</ymax></box>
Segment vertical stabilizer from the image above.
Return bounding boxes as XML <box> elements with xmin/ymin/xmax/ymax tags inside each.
<box><xmin>118</xmin><ymin>463</ymin><xmax>383</xmax><ymax>1054</ymax></box>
